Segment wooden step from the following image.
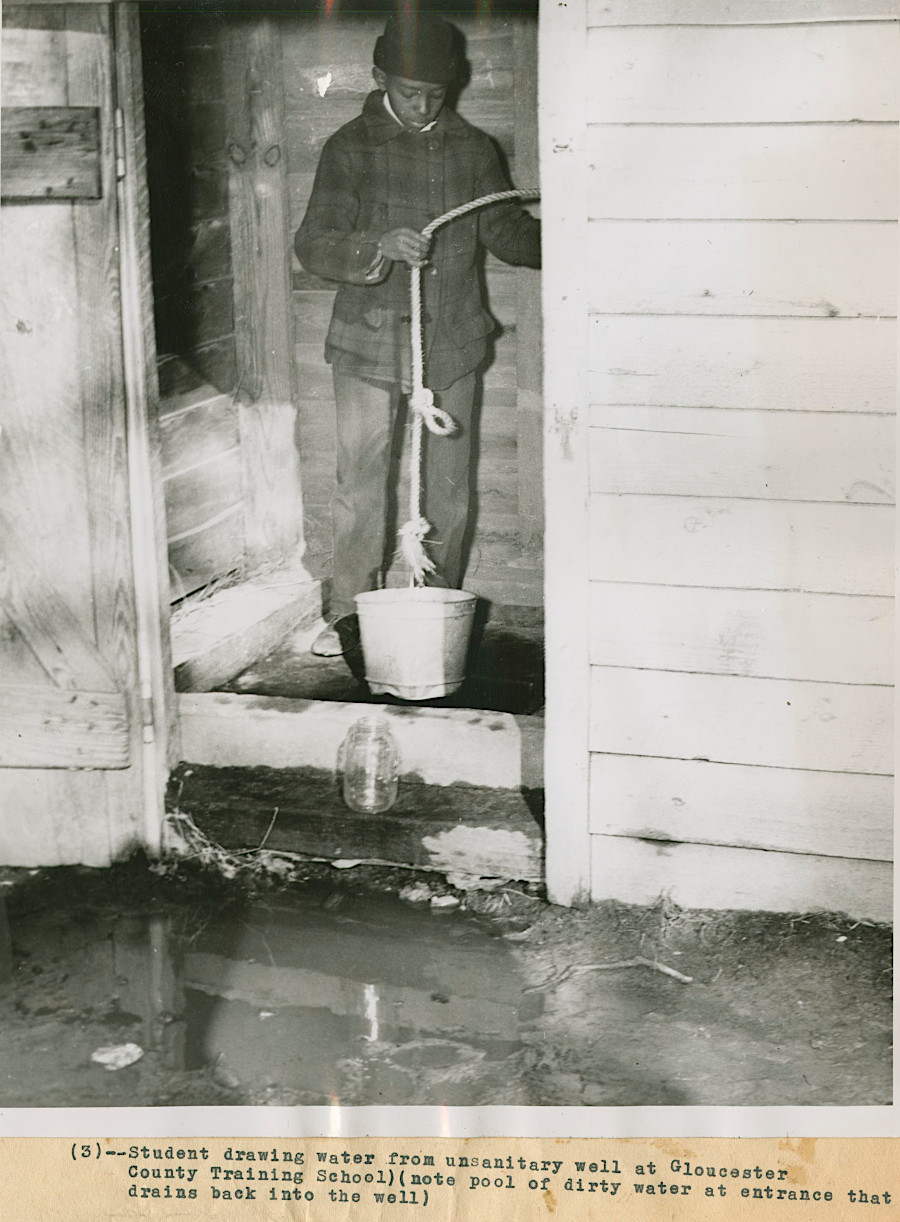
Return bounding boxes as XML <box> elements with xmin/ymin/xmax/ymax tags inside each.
<box><xmin>171</xmin><ymin>763</ymin><xmax>543</xmax><ymax>884</ymax></box>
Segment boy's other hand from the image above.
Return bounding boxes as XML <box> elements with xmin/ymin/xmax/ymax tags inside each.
<box><xmin>379</xmin><ymin>228</ymin><xmax>431</xmax><ymax>267</ymax></box>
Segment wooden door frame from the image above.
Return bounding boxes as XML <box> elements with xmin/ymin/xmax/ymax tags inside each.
<box><xmin>539</xmin><ymin>0</ymin><xmax>593</xmax><ymax>906</ymax></box>
<box><xmin>113</xmin><ymin>1</ymin><xmax>179</xmax><ymax>845</ymax></box>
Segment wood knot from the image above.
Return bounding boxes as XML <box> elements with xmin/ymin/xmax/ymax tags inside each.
<box><xmin>263</xmin><ymin>144</ymin><xmax>281</xmax><ymax>167</ymax></box>
<box><xmin>227</xmin><ymin>141</ymin><xmax>247</xmax><ymax>165</ymax></box>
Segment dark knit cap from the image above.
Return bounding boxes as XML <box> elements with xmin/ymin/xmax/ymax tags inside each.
<box><xmin>374</xmin><ymin>11</ymin><xmax>459</xmax><ymax>85</ymax></box>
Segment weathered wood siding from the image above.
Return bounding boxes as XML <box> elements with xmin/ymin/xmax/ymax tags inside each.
<box><xmin>141</xmin><ymin>12</ymin><xmax>237</xmax><ymax>392</ymax></box>
<box><xmin>283</xmin><ymin>15</ymin><xmax>542</xmax><ymax>607</ymax></box>
<box><xmin>583</xmin><ymin>1</ymin><xmax>896</xmax><ymax>919</ymax></box>
<box><xmin>141</xmin><ymin>14</ymin><xmax>244</xmax><ymax>597</ymax></box>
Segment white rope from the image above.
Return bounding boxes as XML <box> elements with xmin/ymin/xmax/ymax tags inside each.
<box><xmin>401</xmin><ymin>189</ymin><xmax>539</xmax><ymax>585</ymax></box>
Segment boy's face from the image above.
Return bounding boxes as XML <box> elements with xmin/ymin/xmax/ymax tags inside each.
<box><xmin>373</xmin><ymin>67</ymin><xmax>448</xmax><ymax>131</ymax></box>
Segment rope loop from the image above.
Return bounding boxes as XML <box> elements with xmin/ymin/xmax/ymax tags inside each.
<box><xmin>399</xmin><ymin>187</ymin><xmax>540</xmax><ymax>585</ymax></box>
<box><xmin>410</xmin><ymin>387</ymin><xmax>456</xmax><ymax>436</ymax></box>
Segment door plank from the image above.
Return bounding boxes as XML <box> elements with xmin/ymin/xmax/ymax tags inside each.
<box><xmin>0</xmin><ymin>685</ymin><xmax>129</xmax><ymax>769</ymax></box>
<box><xmin>0</xmin><ymin>105</ymin><xmax>101</xmax><ymax>199</ymax></box>
<box><xmin>0</xmin><ymin>510</ymin><xmax>119</xmax><ymax>691</ymax></box>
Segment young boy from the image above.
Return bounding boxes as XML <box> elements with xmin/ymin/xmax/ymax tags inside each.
<box><xmin>295</xmin><ymin>11</ymin><xmax>540</xmax><ymax>656</ymax></box>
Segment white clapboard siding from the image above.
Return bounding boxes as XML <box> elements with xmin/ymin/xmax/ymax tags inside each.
<box><xmin>587</xmin><ymin>125</ymin><xmax>899</xmax><ymax>221</ymax></box>
<box><xmin>589</xmin><ymin>754</ymin><xmax>893</xmax><ymax>861</ymax></box>
<box><xmin>588</xmin><ymin>584</ymin><xmax>893</xmax><ymax>685</ymax></box>
<box><xmin>590</xmin><ymin>495</ymin><xmax>894</xmax><ymax>595</ymax></box>
<box><xmin>589</xmin><ymin>0</ymin><xmax>900</xmax><ymax>25</ymax></box>
<box><xmin>589</xmin><ymin>835</ymin><xmax>892</xmax><ymax>922</ymax></box>
<box><xmin>587</xmin><ymin>221</ymin><xmax>897</xmax><ymax>318</ymax></box>
<box><xmin>588</xmin><ymin>315</ymin><xmax>896</xmax><ymax>411</ymax></box>
<box><xmin>589</xmin><ymin>408</ymin><xmax>895</xmax><ymax>503</ymax></box>
<box><xmin>589</xmin><ymin>668</ymin><xmax>893</xmax><ymax>774</ymax></box>
<box><xmin>588</xmin><ymin>24</ymin><xmax>899</xmax><ymax>124</ymax></box>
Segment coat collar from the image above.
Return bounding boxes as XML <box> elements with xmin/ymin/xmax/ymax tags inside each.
<box><xmin>361</xmin><ymin>90</ymin><xmax>469</xmax><ymax>144</ymax></box>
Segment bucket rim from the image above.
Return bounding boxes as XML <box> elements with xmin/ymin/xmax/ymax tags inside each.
<box><xmin>355</xmin><ymin>587</ymin><xmax>477</xmax><ymax>607</ymax></box>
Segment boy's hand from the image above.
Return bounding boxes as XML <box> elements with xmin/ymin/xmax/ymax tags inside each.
<box><xmin>379</xmin><ymin>228</ymin><xmax>431</xmax><ymax>267</ymax></box>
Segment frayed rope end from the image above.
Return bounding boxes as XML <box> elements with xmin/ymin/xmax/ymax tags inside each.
<box><xmin>398</xmin><ymin>516</ymin><xmax>437</xmax><ymax>586</ymax></box>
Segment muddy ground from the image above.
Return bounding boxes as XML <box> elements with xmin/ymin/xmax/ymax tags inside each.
<box><xmin>0</xmin><ymin>857</ymin><xmax>891</xmax><ymax>1108</ymax></box>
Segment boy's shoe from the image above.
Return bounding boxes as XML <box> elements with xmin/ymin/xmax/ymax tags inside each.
<box><xmin>310</xmin><ymin>615</ymin><xmax>359</xmax><ymax>658</ymax></box>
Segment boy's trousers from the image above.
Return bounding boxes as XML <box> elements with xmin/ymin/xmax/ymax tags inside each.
<box><xmin>329</xmin><ymin>367</ymin><xmax>477</xmax><ymax>618</ymax></box>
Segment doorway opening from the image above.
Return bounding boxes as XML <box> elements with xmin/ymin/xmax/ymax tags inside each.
<box><xmin>138</xmin><ymin>6</ymin><xmax>544</xmax><ymax>879</ymax></box>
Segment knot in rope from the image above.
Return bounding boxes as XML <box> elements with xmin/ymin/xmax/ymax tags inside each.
<box><xmin>398</xmin><ymin>187</ymin><xmax>540</xmax><ymax>587</ymax></box>
<box><xmin>409</xmin><ymin>387</ymin><xmax>456</xmax><ymax>437</ymax></box>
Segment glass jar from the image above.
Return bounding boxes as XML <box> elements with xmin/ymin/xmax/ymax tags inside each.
<box><xmin>341</xmin><ymin>715</ymin><xmax>399</xmax><ymax>814</ymax></box>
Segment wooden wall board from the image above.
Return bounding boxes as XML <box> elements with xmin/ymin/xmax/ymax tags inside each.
<box><xmin>167</xmin><ymin>510</ymin><xmax>243</xmax><ymax>601</ymax></box>
<box><xmin>587</xmin><ymin>220</ymin><xmax>897</xmax><ymax>318</ymax></box>
<box><xmin>158</xmin><ymin>391</ymin><xmax>238</xmax><ymax>479</ymax></box>
<box><xmin>588</xmin><ymin>582</ymin><xmax>893</xmax><ymax>685</ymax></box>
<box><xmin>161</xmin><ymin>448</ymin><xmax>242</xmax><ymax>541</ymax></box>
<box><xmin>589</xmin><ymin>407</ymin><xmax>895</xmax><ymax>503</ymax></box>
<box><xmin>587</xmin><ymin>124</ymin><xmax>899</xmax><ymax>221</ymax></box>
<box><xmin>1</xmin><ymin>105</ymin><xmax>100</xmax><ymax>199</ymax></box>
<box><xmin>224</xmin><ymin>18</ymin><xmax>304</xmax><ymax>569</ymax></box>
<box><xmin>189</xmin><ymin>337</ymin><xmax>237</xmax><ymax>396</ymax></box>
<box><xmin>589</xmin><ymin>753</ymin><xmax>893</xmax><ymax>862</ymax></box>
<box><xmin>141</xmin><ymin>8</ymin><xmax>237</xmax><ymax>406</ymax></box>
<box><xmin>180</xmin><ymin>217</ymin><xmax>231</xmax><ymax>288</ymax></box>
<box><xmin>589</xmin><ymin>667</ymin><xmax>893</xmax><ymax>774</ymax></box>
<box><xmin>588</xmin><ymin>0</ymin><xmax>900</xmax><ymax>24</ymax></box>
<box><xmin>589</xmin><ymin>495</ymin><xmax>894</xmax><ymax>595</ymax></box>
<box><xmin>155</xmin><ymin>277</ymin><xmax>235</xmax><ymax>351</ymax></box>
<box><xmin>589</xmin><ymin>834</ymin><xmax>892</xmax><ymax>923</ymax></box>
<box><xmin>587</xmin><ymin>23</ymin><xmax>899</xmax><ymax>124</ymax></box>
<box><xmin>588</xmin><ymin>315</ymin><xmax>896</xmax><ymax>411</ymax></box>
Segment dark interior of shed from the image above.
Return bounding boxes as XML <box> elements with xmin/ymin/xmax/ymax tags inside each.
<box><xmin>137</xmin><ymin>6</ymin><xmax>543</xmax><ymax>719</ymax></box>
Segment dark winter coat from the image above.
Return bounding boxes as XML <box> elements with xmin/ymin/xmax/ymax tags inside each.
<box><xmin>294</xmin><ymin>91</ymin><xmax>540</xmax><ymax>391</ymax></box>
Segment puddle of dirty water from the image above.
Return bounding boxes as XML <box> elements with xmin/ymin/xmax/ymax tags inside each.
<box><xmin>0</xmin><ymin>884</ymin><xmax>541</xmax><ymax>1107</ymax></box>
<box><xmin>0</xmin><ymin>871</ymin><xmax>891</xmax><ymax>1108</ymax></box>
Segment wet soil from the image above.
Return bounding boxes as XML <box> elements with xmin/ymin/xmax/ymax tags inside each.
<box><xmin>0</xmin><ymin>861</ymin><xmax>890</xmax><ymax>1108</ymax></box>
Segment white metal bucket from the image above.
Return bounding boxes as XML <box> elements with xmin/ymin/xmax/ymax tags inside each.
<box><xmin>354</xmin><ymin>587</ymin><xmax>477</xmax><ymax>701</ymax></box>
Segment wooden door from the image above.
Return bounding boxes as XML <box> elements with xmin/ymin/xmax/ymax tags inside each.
<box><xmin>0</xmin><ymin>5</ymin><xmax>165</xmax><ymax>865</ymax></box>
